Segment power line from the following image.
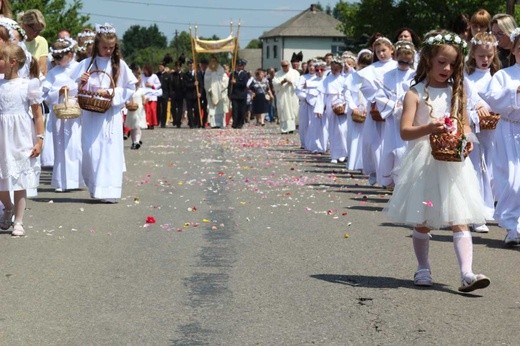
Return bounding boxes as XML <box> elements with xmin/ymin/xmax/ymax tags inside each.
<box><xmin>103</xmin><ymin>0</ymin><xmax>302</xmax><ymax>12</ymax></box>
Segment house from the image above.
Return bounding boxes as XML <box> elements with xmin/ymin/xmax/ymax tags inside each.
<box><xmin>259</xmin><ymin>4</ymin><xmax>347</xmax><ymax>69</ymax></box>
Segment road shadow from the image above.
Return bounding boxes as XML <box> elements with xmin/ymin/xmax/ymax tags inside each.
<box><xmin>310</xmin><ymin>274</ymin><xmax>483</xmax><ymax>296</ymax></box>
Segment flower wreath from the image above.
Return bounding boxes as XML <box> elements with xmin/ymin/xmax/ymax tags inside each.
<box><xmin>10</xmin><ymin>23</ymin><xmax>27</xmax><ymax>41</ymax></box>
<box><xmin>394</xmin><ymin>40</ymin><xmax>415</xmax><ymax>53</ymax></box>
<box><xmin>49</xmin><ymin>37</ymin><xmax>76</xmax><ymax>55</ymax></box>
<box><xmin>510</xmin><ymin>27</ymin><xmax>520</xmax><ymax>43</ymax></box>
<box><xmin>0</xmin><ymin>21</ymin><xmax>15</xmax><ymax>42</ymax></box>
<box><xmin>470</xmin><ymin>34</ymin><xmax>498</xmax><ymax>47</ymax></box>
<box><xmin>423</xmin><ymin>33</ymin><xmax>468</xmax><ymax>55</ymax></box>
<box><xmin>95</xmin><ymin>23</ymin><xmax>116</xmax><ymax>34</ymax></box>
<box><xmin>78</xmin><ymin>30</ymin><xmax>95</xmax><ymax>38</ymax></box>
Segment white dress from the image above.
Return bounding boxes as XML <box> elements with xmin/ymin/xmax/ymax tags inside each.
<box><xmin>375</xmin><ymin>67</ymin><xmax>414</xmax><ymax>187</ymax></box>
<box><xmin>344</xmin><ymin>72</ymin><xmax>365</xmax><ymax>170</ymax></box>
<box><xmin>273</xmin><ymin>68</ymin><xmax>300</xmax><ymax>133</ymax></box>
<box><xmin>43</xmin><ymin>60</ymin><xmax>85</xmax><ymax>190</ymax></box>
<box><xmin>0</xmin><ymin>78</ymin><xmax>42</xmax><ymax>191</ymax></box>
<box><xmin>302</xmin><ymin>74</ymin><xmax>327</xmax><ymax>153</ymax></box>
<box><xmin>384</xmin><ymin>82</ymin><xmax>486</xmax><ymax>229</ymax></box>
<box><xmin>70</xmin><ymin>56</ymin><xmax>137</xmax><ymax>200</ymax></box>
<box><xmin>295</xmin><ymin>73</ymin><xmax>314</xmax><ymax>148</ymax></box>
<box><xmin>314</xmin><ymin>72</ymin><xmax>348</xmax><ymax>160</ymax></box>
<box><xmin>465</xmin><ymin>69</ymin><xmax>495</xmax><ymax>219</ymax></box>
<box><xmin>125</xmin><ymin>88</ymin><xmax>147</xmax><ymax>129</ymax></box>
<box><xmin>358</xmin><ymin>59</ymin><xmax>398</xmax><ymax>178</ymax></box>
<box><xmin>204</xmin><ymin>65</ymin><xmax>229</xmax><ymax>128</ymax></box>
<box><xmin>479</xmin><ymin>64</ymin><xmax>520</xmax><ymax>232</ymax></box>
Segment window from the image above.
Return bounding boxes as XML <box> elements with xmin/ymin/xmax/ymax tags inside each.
<box><xmin>274</xmin><ymin>45</ymin><xmax>278</xmax><ymax>59</ymax></box>
<box><xmin>266</xmin><ymin>46</ymin><xmax>270</xmax><ymax>59</ymax></box>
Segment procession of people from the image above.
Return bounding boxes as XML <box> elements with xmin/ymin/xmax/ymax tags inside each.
<box><xmin>1</xmin><ymin>1</ymin><xmax>520</xmax><ymax>294</ymax></box>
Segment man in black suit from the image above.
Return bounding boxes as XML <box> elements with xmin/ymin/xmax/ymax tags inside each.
<box><xmin>184</xmin><ymin>59</ymin><xmax>201</xmax><ymax>128</ymax></box>
<box><xmin>170</xmin><ymin>61</ymin><xmax>185</xmax><ymax>128</ymax></box>
<box><xmin>196</xmin><ymin>58</ymin><xmax>209</xmax><ymax>128</ymax></box>
<box><xmin>156</xmin><ymin>62</ymin><xmax>172</xmax><ymax>128</ymax></box>
<box><xmin>228</xmin><ymin>59</ymin><xmax>249</xmax><ymax>129</ymax></box>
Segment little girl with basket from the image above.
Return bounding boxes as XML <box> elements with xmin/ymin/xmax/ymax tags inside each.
<box><xmin>0</xmin><ymin>43</ymin><xmax>44</xmax><ymax>236</ymax></box>
<box><xmin>385</xmin><ymin>32</ymin><xmax>490</xmax><ymax>292</ymax></box>
<box><xmin>71</xmin><ymin>23</ymin><xmax>136</xmax><ymax>203</ymax></box>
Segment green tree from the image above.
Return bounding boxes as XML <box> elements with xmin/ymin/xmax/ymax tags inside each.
<box><xmin>169</xmin><ymin>30</ymin><xmax>193</xmax><ymax>60</ymax></box>
<box><xmin>335</xmin><ymin>0</ymin><xmax>506</xmax><ymax>47</ymax></box>
<box><xmin>11</xmin><ymin>0</ymin><xmax>89</xmax><ymax>41</ymax></box>
<box><xmin>246</xmin><ymin>38</ymin><xmax>262</xmax><ymax>49</ymax></box>
<box><xmin>121</xmin><ymin>24</ymin><xmax>167</xmax><ymax>57</ymax></box>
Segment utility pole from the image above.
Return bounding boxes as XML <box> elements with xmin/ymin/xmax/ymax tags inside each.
<box><xmin>506</xmin><ymin>0</ymin><xmax>516</xmax><ymax>16</ymax></box>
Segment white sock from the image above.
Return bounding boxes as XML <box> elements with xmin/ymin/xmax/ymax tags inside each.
<box><xmin>453</xmin><ymin>231</ymin><xmax>474</xmax><ymax>281</ymax></box>
<box><xmin>413</xmin><ymin>229</ymin><xmax>430</xmax><ymax>271</ymax></box>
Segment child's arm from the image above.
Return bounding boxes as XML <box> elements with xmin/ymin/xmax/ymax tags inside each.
<box><xmin>400</xmin><ymin>89</ymin><xmax>445</xmax><ymax>141</ymax></box>
<box><xmin>30</xmin><ymin>103</ymin><xmax>44</xmax><ymax>158</ymax></box>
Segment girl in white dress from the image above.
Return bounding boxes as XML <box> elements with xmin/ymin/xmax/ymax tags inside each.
<box><xmin>71</xmin><ymin>23</ymin><xmax>137</xmax><ymax>203</ymax></box>
<box><xmin>302</xmin><ymin>61</ymin><xmax>327</xmax><ymax>153</ymax></box>
<box><xmin>43</xmin><ymin>37</ymin><xmax>84</xmax><ymax>192</ymax></box>
<box><xmin>358</xmin><ymin>37</ymin><xmax>397</xmax><ymax>184</ymax></box>
<box><xmin>464</xmin><ymin>32</ymin><xmax>501</xmax><ymax>233</ymax></box>
<box><xmin>125</xmin><ymin>65</ymin><xmax>146</xmax><ymax>149</ymax></box>
<box><xmin>375</xmin><ymin>41</ymin><xmax>416</xmax><ymax>187</ymax></box>
<box><xmin>385</xmin><ymin>32</ymin><xmax>490</xmax><ymax>292</ymax></box>
<box><xmin>0</xmin><ymin>43</ymin><xmax>44</xmax><ymax>236</ymax></box>
<box><xmin>295</xmin><ymin>59</ymin><xmax>316</xmax><ymax>149</ymax></box>
<box><xmin>479</xmin><ymin>27</ymin><xmax>520</xmax><ymax>245</ymax></box>
<box><xmin>314</xmin><ymin>58</ymin><xmax>348</xmax><ymax>163</ymax></box>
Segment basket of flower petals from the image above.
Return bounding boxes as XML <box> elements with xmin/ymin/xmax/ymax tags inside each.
<box><xmin>429</xmin><ymin>116</ymin><xmax>470</xmax><ymax>162</ymax></box>
<box><xmin>78</xmin><ymin>70</ymin><xmax>115</xmax><ymax>113</ymax></box>
<box><xmin>479</xmin><ymin>111</ymin><xmax>500</xmax><ymax>130</ymax></box>
<box><xmin>370</xmin><ymin>102</ymin><xmax>385</xmax><ymax>122</ymax></box>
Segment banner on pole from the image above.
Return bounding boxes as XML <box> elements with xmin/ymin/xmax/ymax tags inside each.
<box><xmin>193</xmin><ymin>35</ymin><xmax>237</xmax><ymax>53</ymax></box>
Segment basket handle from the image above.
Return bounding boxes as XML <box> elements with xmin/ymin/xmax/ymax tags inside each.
<box><xmin>80</xmin><ymin>69</ymin><xmax>116</xmax><ymax>98</ymax></box>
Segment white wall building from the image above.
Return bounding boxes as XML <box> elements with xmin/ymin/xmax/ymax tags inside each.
<box><xmin>260</xmin><ymin>4</ymin><xmax>347</xmax><ymax>69</ymax></box>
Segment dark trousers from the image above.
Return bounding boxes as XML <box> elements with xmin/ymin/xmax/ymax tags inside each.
<box><xmin>157</xmin><ymin>97</ymin><xmax>168</xmax><ymax>127</ymax></box>
<box><xmin>231</xmin><ymin>98</ymin><xmax>247</xmax><ymax>128</ymax></box>
<box><xmin>185</xmin><ymin>98</ymin><xmax>200</xmax><ymax>128</ymax></box>
<box><xmin>171</xmin><ymin>98</ymin><xmax>184</xmax><ymax>127</ymax></box>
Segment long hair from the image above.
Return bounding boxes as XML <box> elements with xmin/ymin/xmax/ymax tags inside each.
<box><xmin>413</xmin><ymin>31</ymin><xmax>466</xmax><ymax>123</ymax></box>
<box><xmin>87</xmin><ymin>32</ymin><xmax>121</xmax><ymax>85</ymax></box>
<box><xmin>466</xmin><ymin>32</ymin><xmax>501</xmax><ymax>75</ymax></box>
<box><xmin>0</xmin><ymin>0</ymin><xmax>13</xmax><ymax>19</ymax></box>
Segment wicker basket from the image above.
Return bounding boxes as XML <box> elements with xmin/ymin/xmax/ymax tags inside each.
<box><xmin>78</xmin><ymin>70</ymin><xmax>115</xmax><ymax>113</ymax></box>
<box><xmin>352</xmin><ymin>110</ymin><xmax>366</xmax><ymax>123</ymax></box>
<box><xmin>370</xmin><ymin>102</ymin><xmax>385</xmax><ymax>122</ymax></box>
<box><xmin>126</xmin><ymin>101</ymin><xmax>138</xmax><ymax>111</ymax></box>
<box><xmin>53</xmin><ymin>88</ymin><xmax>81</xmax><ymax>119</ymax></box>
<box><xmin>332</xmin><ymin>103</ymin><xmax>346</xmax><ymax>115</ymax></box>
<box><xmin>479</xmin><ymin>111</ymin><xmax>500</xmax><ymax>130</ymax></box>
<box><xmin>429</xmin><ymin>132</ymin><xmax>469</xmax><ymax>162</ymax></box>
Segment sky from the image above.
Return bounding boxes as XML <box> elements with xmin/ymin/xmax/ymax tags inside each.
<box><xmin>72</xmin><ymin>0</ymin><xmax>343</xmax><ymax>47</ymax></box>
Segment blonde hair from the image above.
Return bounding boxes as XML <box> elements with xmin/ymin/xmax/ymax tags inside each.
<box><xmin>466</xmin><ymin>32</ymin><xmax>500</xmax><ymax>75</ymax></box>
<box><xmin>470</xmin><ymin>9</ymin><xmax>491</xmax><ymax>29</ymax></box>
<box><xmin>0</xmin><ymin>43</ymin><xmax>26</xmax><ymax>70</ymax></box>
<box><xmin>20</xmin><ymin>9</ymin><xmax>46</xmax><ymax>31</ymax></box>
<box><xmin>491</xmin><ymin>14</ymin><xmax>517</xmax><ymax>37</ymax></box>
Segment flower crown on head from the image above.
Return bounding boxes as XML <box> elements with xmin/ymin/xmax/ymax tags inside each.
<box><xmin>331</xmin><ymin>55</ymin><xmax>343</xmax><ymax>65</ymax></box>
<box><xmin>313</xmin><ymin>59</ymin><xmax>326</xmax><ymax>67</ymax></box>
<box><xmin>78</xmin><ymin>30</ymin><xmax>96</xmax><ymax>38</ymax></box>
<box><xmin>95</xmin><ymin>23</ymin><xmax>116</xmax><ymax>34</ymax></box>
<box><xmin>374</xmin><ymin>36</ymin><xmax>394</xmax><ymax>47</ymax></box>
<box><xmin>424</xmin><ymin>33</ymin><xmax>468</xmax><ymax>55</ymax></box>
<box><xmin>0</xmin><ymin>21</ymin><xmax>15</xmax><ymax>42</ymax></box>
<box><xmin>394</xmin><ymin>40</ymin><xmax>415</xmax><ymax>53</ymax></box>
<box><xmin>49</xmin><ymin>37</ymin><xmax>77</xmax><ymax>55</ymax></box>
<box><xmin>470</xmin><ymin>35</ymin><xmax>498</xmax><ymax>47</ymax></box>
<box><xmin>510</xmin><ymin>27</ymin><xmax>520</xmax><ymax>43</ymax></box>
<box><xmin>10</xmin><ymin>23</ymin><xmax>27</xmax><ymax>41</ymax></box>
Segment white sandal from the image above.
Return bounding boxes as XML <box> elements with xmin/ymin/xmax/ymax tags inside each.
<box><xmin>11</xmin><ymin>222</ymin><xmax>25</xmax><ymax>236</ymax></box>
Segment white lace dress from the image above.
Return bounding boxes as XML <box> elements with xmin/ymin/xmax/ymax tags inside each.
<box><xmin>0</xmin><ymin>78</ymin><xmax>43</xmax><ymax>191</ymax></box>
<box><xmin>384</xmin><ymin>81</ymin><xmax>486</xmax><ymax>229</ymax></box>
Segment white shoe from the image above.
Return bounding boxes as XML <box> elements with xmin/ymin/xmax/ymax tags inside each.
<box><xmin>414</xmin><ymin>269</ymin><xmax>433</xmax><ymax>287</ymax></box>
<box><xmin>458</xmin><ymin>274</ymin><xmax>490</xmax><ymax>292</ymax></box>
<box><xmin>471</xmin><ymin>224</ymin><xmax>489</xmax><ymax>233</ymax></box>
<box><xmin>504</xmin><ymin>230</ymin><xmax>520</xmax><ymax>246</ymax></box>
<box><xmin>368</xmin><ymin>173</ymin><xmax>377</xmax><ymax>186</ymax></box>
<box><xmin>338</xmin><ymin>157</ymin><xmax>346</xmax><ymax>163</ymax></box>
<box><xmin>330</xmin><ymin>159</ymin><xmax>338</xmax><ymax>164</ymax></box>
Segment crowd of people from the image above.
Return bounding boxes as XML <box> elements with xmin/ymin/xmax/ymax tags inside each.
<box><xmin>0</xmin><ymin>1</ymin><xmax>518</xmax><ymax>293</ymax></box>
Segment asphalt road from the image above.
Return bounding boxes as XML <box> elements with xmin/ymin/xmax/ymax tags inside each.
<box><xmin>0</xmin><ymin>122</ymin><xmax>519</xmax><ymax>345</ymax></box>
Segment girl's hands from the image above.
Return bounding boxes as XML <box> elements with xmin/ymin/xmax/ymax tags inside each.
<box><xmin>80</xmin><ymin>72</ymin><xmax>90</xmax><ymax>85</ymax></box>
<box><xmin>429</xmin><ymin>118</ymin><xmax>446</xmax><ymax>134</ymax></box>
<box><xmin>30</xmin><ymin>141</ymin><xmax>43</xmax><ymax>158</ymax></box>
